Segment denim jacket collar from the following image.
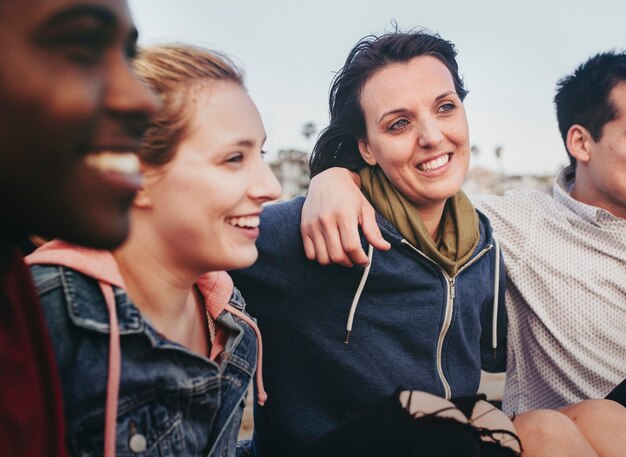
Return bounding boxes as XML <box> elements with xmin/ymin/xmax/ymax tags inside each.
<box><xmin>26</xmin><ymin>240</ymin><xmax>239</xmax><ymax>335</ymax></box>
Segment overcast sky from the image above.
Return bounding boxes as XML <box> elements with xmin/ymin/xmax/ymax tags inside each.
<box><xmin>128</xmin><ymin>0</ymin><xmax>626</xmax><ymax>175</ymax></box>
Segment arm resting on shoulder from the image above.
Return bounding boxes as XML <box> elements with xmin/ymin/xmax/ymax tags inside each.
<box><xmin>301</xmin><ymin>167</ymin><xmax>390</xmax><ymax>267</ymax></box>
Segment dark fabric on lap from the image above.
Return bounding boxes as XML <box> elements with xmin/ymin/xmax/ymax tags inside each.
<box><xmin>451</xmin><ymin>394</ymin><xmax>488</xmax><ymax>419</ymax></box>
<box><xmin>292</xmin><ymin>394</ymin><xmax>520</xmax><ymax>457</ymax></box>
<box><xmin>605</xmin><ymin>378</ymin><xmax>626</xmax><ymax>407</ymax></box>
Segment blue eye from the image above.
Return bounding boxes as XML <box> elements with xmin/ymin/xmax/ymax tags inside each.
<box><xmin>389</xmin><ymin>119</ymin><xmax>409</xmax><ymax>131</ymax></box>
<box><xmin>439</xmin><ymin>102</ymin><xmax>456</xmax><ymax>113</ymax></box>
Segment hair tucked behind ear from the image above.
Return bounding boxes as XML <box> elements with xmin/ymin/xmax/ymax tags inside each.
<box><xmin>309</xmin><ymin>28</ymin><xmax>467</xmax><ymax>178</ymax></box>
<box><xmin>133</xmin><ymin>45</ymin><xmax>244</xmax><ymax>167</ymax></box>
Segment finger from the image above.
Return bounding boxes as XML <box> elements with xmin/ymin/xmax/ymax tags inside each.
<box><xmin>302</xmin><ymin>214</ymin><xmax>353</xmax><ymax>266</ymax></box>
<box><xmin>359</xmin><ymin>205</ymin><xmax>391</xmax><ymax>251</ymax></box>
<box><xmin>310</xmin><ymin>235</ymin><xmax>331</xmax><ymax>265</ymax></box>
<box><xmin>337</xmin><ymin>217</ymin><xmax>369</xmax><ymax>267</ymax></box>
<box><xmin>302</xmin><ymin>232</ymin><xmax>317</xmax><ymax>261</ymax></box>
<box><xmin>322</xmin><ymin>219</ymin><xmax>354</xmax><ymax>267</ymax></box>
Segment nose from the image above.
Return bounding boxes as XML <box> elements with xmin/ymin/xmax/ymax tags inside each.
<box><xmin>250</xmin><ymin>159</ymin><xmax>282</xmax><ymax>203</ymax></box>
<box><xmin>417</xmin><ymin>118</ymin><xmax>444</xmax><ymax>148</ymax></box>
<box><xmin>104</xmin><ymin>53</ymin><xmax>161</xmax><ymax>120</ymax></box>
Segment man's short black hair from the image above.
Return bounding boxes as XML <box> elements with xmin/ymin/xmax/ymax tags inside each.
<box><xmin>555</xmin><ymin>51</ymin><xmax>626</xmax><ymax>167</ymax></box>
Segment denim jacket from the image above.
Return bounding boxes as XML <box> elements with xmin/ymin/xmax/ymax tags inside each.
<box><xmin>27</xmin><ymin>241</ymin><xmax>258</xmax><ymax>457</ymax></box>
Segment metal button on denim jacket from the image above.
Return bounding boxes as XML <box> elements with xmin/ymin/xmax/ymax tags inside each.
<box><xmin>30</xmin><ymin>264</ymin><xmax>257</xmax><ymax>457</ymax></box>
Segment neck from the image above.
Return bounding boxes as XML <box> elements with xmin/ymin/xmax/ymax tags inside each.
<box><xmin>418</xmin><ymin>202</ymin><xmax>446</xmax><ymax>239</ymax></box>
<box><xmin>113</xmin><ymin>226</ymin><xmax>209</xmax><ymax>355</ymax></box>
<box><xmin>571</xmin><ymin>171</ymin><xmax>626</xmax><ymax>220</ymax></box>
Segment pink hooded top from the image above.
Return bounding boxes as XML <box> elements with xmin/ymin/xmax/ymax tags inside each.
<box><xmin>26</xmin><ymin>240</ymin><xmax>266</xmax><ymax>457</ymax></box>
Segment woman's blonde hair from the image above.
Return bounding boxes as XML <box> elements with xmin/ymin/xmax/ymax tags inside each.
<box><xmin>133</xmin><ymin>44</ymin><xmax>243</xmax><ymax>166</ymax></box>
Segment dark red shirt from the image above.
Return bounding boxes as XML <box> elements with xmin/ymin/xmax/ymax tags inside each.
<box><xmin>0</xmin><ymin>244</ymin><xmax>67</xmax><ymax>456</ymax></box>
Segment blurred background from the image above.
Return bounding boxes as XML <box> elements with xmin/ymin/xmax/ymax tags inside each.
<box><xmin>130</xmin><ymin>0</ymin><xmax>626</xmax><ymax>200</ymax></box>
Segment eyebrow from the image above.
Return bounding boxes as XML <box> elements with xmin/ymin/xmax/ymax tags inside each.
<box><xmin>231</xmin><ymin>139</ymin><xmax>260</xmax><ymax>148</ymax></box>
<box><xmin>36</xmin><ymin>4</ymin><xmax>139</xmax><ymax>51</ymax></box>
<box><xmin>376</xmin><ymin>91</ymin><xmax>458</xmax><ymax>124</ymax></box>
<box><xmin>43</xmin><ymin>5</ymin><xmax>118</xmax><ymax>28</ymax></box>
<box><xmin>233</xmin><ymin>135</ymin><xmax>267</xmax><ymax>148</ymax></box>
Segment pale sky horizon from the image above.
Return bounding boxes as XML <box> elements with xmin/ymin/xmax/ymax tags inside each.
<box><xmin>129</xmin><ymin>0</ymin><xmax>626</xmax><ymax>175</ymax></box>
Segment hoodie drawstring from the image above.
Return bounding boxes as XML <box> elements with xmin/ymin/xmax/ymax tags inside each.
<box><xmin>101</xmin><ymin>284</ymin><xmax>121</xmax><ymax>457</ymax></box>
<box><xmin>345</xmin><ymin>244</ymin><xmax>374</xmax><ymax>343</ymax></box>
<box><xmin>492</xmin><ymin>238</ymin><xmax>501</xmax><ymax>359</ymax></box>
<box><xmin>225</xmin><ymin>304</ymin><xmax>267</xmax><ymax>406</ymax></box>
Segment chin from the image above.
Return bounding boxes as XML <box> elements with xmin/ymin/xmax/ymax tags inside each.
<box><xmin>56</xmin><ymin>215</ymin><xmax>130</xmax><ymax>251</ymax></box>
<box><xmin>436</xmin><ymin>178</ymin><xmax>465</xmax><ymax>200</ymax></box>
<box><xmin>70</xmin><ymin>226</ymin><xmax>129</xmax><ymax>251</ymax></box>
<box><xmin>218</xmin><ymin>248</ymin><xmax>259</xmax><ymax>271</ymax></box>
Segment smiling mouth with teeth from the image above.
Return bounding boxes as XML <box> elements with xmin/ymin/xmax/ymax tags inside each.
<box><xmin>84</xmin><ymin>152</ymin><xmax>141</xmax><ymax>175</ymax></box>
<box><xmin>225</xmin><ymin>215</ymin><xmax>261</xmax><ymax>228</ymax></box>
<box><xmin>418</xmin><ymin>154</ymin><xmax>450</xmax><ymax>172</ymax></box>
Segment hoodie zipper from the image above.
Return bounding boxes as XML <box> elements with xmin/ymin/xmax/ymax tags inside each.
<box><xmin>400</xmin><ymin>239</ymin><xmax>492</xmax><ymax>399</ymax></box>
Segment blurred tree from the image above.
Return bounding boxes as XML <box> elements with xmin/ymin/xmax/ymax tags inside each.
<box><xmin>302</xmin><ymin>122</ymin><xmax>317</xmax><ymax>142</ymax></box>
<box><xmin>495</xmin><ymin>145</ymin><xmax>504</xmax><ymax>175</ymax></box>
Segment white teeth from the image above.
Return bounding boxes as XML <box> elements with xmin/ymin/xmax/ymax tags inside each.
<box><xmin>418</xmin><ymin>154</ymin><xmax>450</xmax><ymax>171</ymax></box>
<box><xmin>226</xmin><ymin>215</ymin><xmax>260</xmax><ymax>228</ymax></box>
<box><xmin>84</xmin><ymin>152</ymin><xmax>140</xmax><ymax>175</ymax></box>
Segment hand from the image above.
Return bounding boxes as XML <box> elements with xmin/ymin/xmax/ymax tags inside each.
<box><xmin>301</xmin><ymin>167</ymin><xmax>391</xmax><ymax>267</ymax></box>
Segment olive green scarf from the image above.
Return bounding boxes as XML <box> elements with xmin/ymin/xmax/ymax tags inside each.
<box><xmin>359</xmin><ymin>166</ymin><xmax>479</xmax><ymax>276</ymax></box>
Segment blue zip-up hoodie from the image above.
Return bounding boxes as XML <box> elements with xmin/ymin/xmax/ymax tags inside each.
<box><xmin>231</xmin><ymin>196</ymin><xmax>506</xmax><ymax>457</ymax></box>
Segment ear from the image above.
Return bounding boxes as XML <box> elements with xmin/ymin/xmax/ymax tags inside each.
<box><xmin>133</xmin><ymin>184</ymin><xmax>153</xmax><ymax>209</ymax></box>
<box><xmin>133</xmin><ymin>166</ymin><xmax>155</xmax><ymax>209</ymax></box>
<box><xmin>566</xmin><ymin>124</ymin><xmax>593</xmax><ymax>164</ymax></box>
<box><xmin>357</xmin><ymin>137</ymin><xmax>377</xmax><ymax>166</ymax></box>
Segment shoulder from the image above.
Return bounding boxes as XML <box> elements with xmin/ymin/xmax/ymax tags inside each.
<box><xmin>476</xmin><ymin>188</ymin><xmax>554</xmax><ymax>217</ymax></box>
<box><xmin>256</xmin><ymin>196</ymin><xmax>305</xmax><ymax>248</ymax></box>
<box><xmin>261</xmin><ymin>196</ymin><xmax>304</xmax><ymax>223</ymax></box>
<box><xmin>474</xmin><ymin>211</ymin><xmax>501</xmax><ymax>269</ymax></box>
<box><xmin>29</xmin><ymin>263</ymin><xmax>65</xmax><ymax>294</ymax></box>
<box><xmin>29</xmin><ymin>264</ymin><xmax>111</xmax><ymax>330</ymax></box>
<box><xmin>476</xmin><ymin>209</ymin><xmax>494</xmax><ymax>241</ymax></box>
<box><xmin>475</xmin><ymin>190</ymin><xmax>553</xmax><ymax>238</ymax></box>
<box><xmin>30</xmin><ymin>263</ymin><xmax>99</xmax><ymax>297</ymax></box>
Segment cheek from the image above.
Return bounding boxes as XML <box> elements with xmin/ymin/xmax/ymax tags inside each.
<box><xmin>5</xmin><ymin>82</ymin><xmax>99</xmax><ymax>167</ymax></box>
<box><xmin>158</xmin><ymin>178</ymin><xmax>230</xmax><ymax>236</ymax></box>
<box><xmin>372</xmin><ymin>139</ymin><xmax>414</xmax><ymax>168</ymax></box>
<box><xmin>42</xmin><ymin>84</ymin><xmax>99</xmax><ymax>140</ymax></box>
<box><xmin>450</xmin><ymin>123</ymin><xmax>470</xmax><ymax>147</ymax></box>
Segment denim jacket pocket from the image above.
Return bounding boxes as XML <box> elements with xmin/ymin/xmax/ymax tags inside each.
<box><xmin>69</xmin><ymin>402</ymin><xmax>186</xmax><ymax>457</ymax></box>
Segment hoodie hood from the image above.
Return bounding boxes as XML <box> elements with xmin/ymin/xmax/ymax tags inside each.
<box><xmin>26</xmin><ymin>240</ymin><xmax>235</xmax><ymax>322</ymax></box>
